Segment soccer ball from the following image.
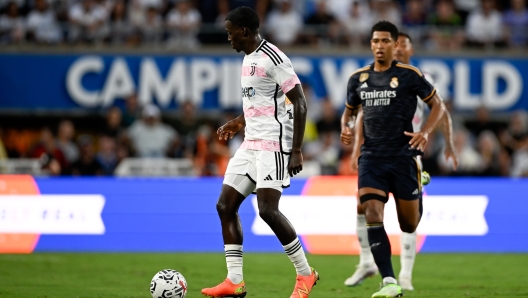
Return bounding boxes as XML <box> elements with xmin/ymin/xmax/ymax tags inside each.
<box><xmin>150</xmin><ymin>269</ymin><xmax>187</xmax><ymax>298</ymax></box>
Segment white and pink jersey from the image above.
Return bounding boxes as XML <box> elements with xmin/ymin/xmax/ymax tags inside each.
<box><xmin>412</xmin><ymin>72</ymin><xmax>438</xmax><ymax>132</ymax></box>
<box><xmin>239</xmin><ymin>40</ymin><xmax>300</xmax><ymax>154</ymax></box>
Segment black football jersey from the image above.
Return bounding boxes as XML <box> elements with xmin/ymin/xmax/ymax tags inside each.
<box><xmin>346</xmin><ymin>60</ymin><xmax>436</xmax><ymax>156</ymax></box>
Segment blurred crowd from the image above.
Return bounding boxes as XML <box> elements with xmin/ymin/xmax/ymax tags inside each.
<box><xmin>1</xmin><ymin>94</ymin><xmax>233</xmax><ymax>176</ymax></box>
<box><xmin>2</xmin><ymin>82</ymin><xmax>528</xmax><ymax>177</ymax></box>
<box><xmin>0</xmin><ymin>0</ymin><xmax>528</xmax><ymax>50</ymax></box>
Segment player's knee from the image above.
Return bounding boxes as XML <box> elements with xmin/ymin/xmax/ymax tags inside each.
<box><xmin>216</xmin><ymin>198</ymin><xmax>235</xmax><ymax>216</ymax></box>
<box><xmin>363</xmin><ymin>204</ymin><xmax>384</xmax><ymax>223</ymax></box>
<box><xmin>399</xmin><ymin>221</ymin><xmax>418</xmax><ymax>233</ymax></box>
<box><xmin>258</xmin><ymin>207</ymin><xmax>279</xmax><ymax>224</ymax></box>
<box><xmin>216</xmin><ymin>200</ymin><xmax>227</xmax><ymax>215</ymax></box>
<box><xmin>357</xmin><ymin>203</ymin><xmax>365</xmax><ymax>215</ymax></box>
<box><xmin>364</xmin><ymin>210</ymin><xmax>384</xmax><ymax>224</ymax></box>
<box><xmin>360</xmin><ymin>194</ymin><xmax>386</xmax><ymax>222</ymax></box>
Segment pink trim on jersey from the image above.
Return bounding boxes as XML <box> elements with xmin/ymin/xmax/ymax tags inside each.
<box><xmin>240</xmin><ymin>140</ymin><xmax>280</xmax><ymax>151</ymax></box>
<box><xmin>281</xmin><ymin>75</ymin><xmax>301</xmax><ymax>93</ymax></box>
<box><xmin>268</xmin><ymin>44</ymin><xmax>284</xmax><ymax>54</ymax></box>
<box><xmin>244</xmin><ymin>105</ymin><xmax>276</xmax><ymax>118</ymax></box>
<box><xmin>241</xmin><ymin>65</ymin><xmax>267</xmax><ymax>78</ymax></box>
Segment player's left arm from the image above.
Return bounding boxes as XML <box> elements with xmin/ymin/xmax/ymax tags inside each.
<box><xmin>406</xmin><ymin>94</ymin><xmax>445</xmax><ymax>151</ymax></box>
<box><xmin>405</xmin><ymin>70</ymin><xmax>446</xmax><ymax>151</ymax></box>
<box><xmin>438</xmin><ymin>109</ymin><xmax>459</xmax><ymax>169</ymax></box>
<box><xmin>269</xmin><ymin>60</ymin><xmax>306</xmax><ymax>177</ymax></box>
<box><xmin>285</xmin><ymin>85</ymin><xmax>307</xmax><ymax>177</ymax></box>
<box><xmin>423</xmin><ymin>73</ymin><xmax>458</xmax><ymax>168</ymax></box>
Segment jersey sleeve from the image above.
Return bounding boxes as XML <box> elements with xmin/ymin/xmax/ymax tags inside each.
<box><xmin>412</xmin><ymin>71</ymin><xmax>436</xmax><ymax>103</ymax></box>
<box><xmin>423</xmin><ymin>72</ymin><xmax>443</xmax><ymax>100</ymax></box>
<box><xmin>346</xmin><ymin>74</ymin><xmax>361</xmax><ymax>109</ymax></box>
<box><xmin>269</xmin><ymin>62</ymin><xmax>301</xmax><ymax>94</ymax></box>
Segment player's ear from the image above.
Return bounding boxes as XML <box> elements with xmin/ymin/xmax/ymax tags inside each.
<box><xmin>242</xmin><ymin>27</ymin><xmax>248</xmax><ymax>37</ymax></box>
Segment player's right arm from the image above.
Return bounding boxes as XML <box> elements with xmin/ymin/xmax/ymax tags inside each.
<box><xmin>217</xmin><ymin>114</ymin><xmax>245</xmax><ymax>141</ymax></box>
<box><xmin>340</xmin><ymin>73</ymin><xmax>362</xmax><ymax>145</ymax></box>
<box><xmin>340</xmin><ymin>107</ymin><xmax>357</xmax><ymax>145</ymax></box>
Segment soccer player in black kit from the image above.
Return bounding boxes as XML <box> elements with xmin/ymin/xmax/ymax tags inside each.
<box><xmin>340</xmin><ymin>21</ymin><xmax>446</xmax><ymax>298</ymax></box>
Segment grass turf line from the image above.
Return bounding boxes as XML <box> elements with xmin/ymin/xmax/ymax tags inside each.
<box><xmin>0</xmin><ymin>253</ymin><xmax>526</xmax><ymax>298</ymax></box>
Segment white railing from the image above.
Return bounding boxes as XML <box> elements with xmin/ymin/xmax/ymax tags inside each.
<box><xmin>114</xmin><ymin>158</ymin><xmax>196</xmax><ymax>177</ymax></box>
<box><xmin>0</xmin><ymin>159</ymin><xmax>43</xmax><ymax>175</ymax></box>
<box><xmin>293</xmin><ymin>160</ymin><xmax>321</xmax><ymax>178</ymax></box>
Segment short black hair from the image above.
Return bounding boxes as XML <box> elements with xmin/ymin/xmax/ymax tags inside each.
<box><xmin>398</xmin><ymin>32</ymin><xmax>412</xmax><ymax>44</ymax></box>
<box><xmin>225</xmin><ymin>6</ymin><xmax>260</xmax><ymax>32</ymax></box>
<box><xmin>371</xmin><ymin>21</ymin><xmax>399</xmax><ymax>41</ymax></box>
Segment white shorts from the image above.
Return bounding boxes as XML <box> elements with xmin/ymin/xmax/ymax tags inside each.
<box><xmin>223</xmin><ymin>149</ymin><xmax>290</xmax><ymax>196</ymax></box>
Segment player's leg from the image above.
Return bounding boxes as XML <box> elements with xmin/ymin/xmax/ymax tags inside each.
<box><xmin>358</xmin><ymin>156</ymin><xmax>403</xmax><ymax>298</ymax></box>
<box><xmin>360</xmin><ymin>188</ymin><xmax>394</xmax><ymax>281</ymax></box>
<box><xmin>398</xmin><ymin>156</ymin><xmax>425</xmax><ymax>291</ymax></box>
<box><xmin>256</xmin><ymin>151</ymin><xmax>318</xmax><ymax>298</ymax></box>
<box><xmin>256</xmin><ymin>188</ymin><xmax>309</xmax><ymax>272</ymax></box>
<box><xmin>217</xmin><ymin>182</ymin><xmax>250</xmax><ymax>283</ymax></box>
<box><xmin>202</xmin><ymin>182</ymin><xmax>251</xmax><ymax>298</ymax></box>
<box><xmin>380</xmin><ymin>156</ymin><xmax>422</xmax><ymax>296</ymax></box>
<box><xmin>361</xmin><ymin>188</ymin><xmax>403</xmax><ymax>298</ymax></box>
<box><xmin>397</xmin><ymin>199</ymin><xmax>419</xmax><ymax>292</ymax></box>
<box><xmin>202</xmin><ymin>150</ymin><xmax>256</xmax><ymax>298</ymax></box>
<box><xmin>344</xmin><ymin>199</ymin><xmax>378</xmax><ymax>286</ymax></box>
<box><xmin>399</xmin><ymin>230</ymin><xmax>417</xmax><ymax>291</ymax></box>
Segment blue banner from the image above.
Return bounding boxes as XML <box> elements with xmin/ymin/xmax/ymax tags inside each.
<box><xmin>0</xmin><ymin>54</ymin><xmax>526</xmax><ymax>112</ymax></box>
<box><xmin>0</xmin><ymin>176</ymin><xmax>526</xmax><ymax>253</ymax></box>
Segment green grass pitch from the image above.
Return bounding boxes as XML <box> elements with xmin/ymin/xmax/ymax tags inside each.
<box><xmin>0</xmin><ymin>253</ymin><xmax>526</xmax><ymax>297</ymax></box>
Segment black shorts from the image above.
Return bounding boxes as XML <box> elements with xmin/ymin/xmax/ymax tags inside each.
<box><xmin>358</xmin><ymin>155</ymin><xmax>422</xmax><ymax>201</ymax></box>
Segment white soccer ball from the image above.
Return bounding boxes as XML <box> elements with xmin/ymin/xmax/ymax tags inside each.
<box><xmin>150</xmin><ymin>269</ymin><xmax>187</xmax><ymax>298</ymax></box>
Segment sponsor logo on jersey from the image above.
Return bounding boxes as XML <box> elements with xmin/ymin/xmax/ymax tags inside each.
<box><xmin>359</xmin><ymin>73</ymin><xmax>369</xmax><ymax>82</ymax></box>
<box><xmin>361</xmin><ymin>90</ymin><xmax>396</xmax><ymax>107</ymax></box>
<box><xmin>242</xmin><ymin>87</ymin><xmax>256</xmax><ymax>98</ymax></box>
<box><xmin>360</xmin><ymin>90</ymin><xmax>397</xmax><ymax>99</ymax></box>
<box><xmin>360</xmin><ymin>82</ymin><xmax>368</xmax><ymax>88</ymax></box>
<box><xmin>390</xmin><ymin>77</ymin><xmax>399</xmax><ymax>88</ymax></box>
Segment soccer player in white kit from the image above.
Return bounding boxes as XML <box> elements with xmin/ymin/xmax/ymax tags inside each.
<box><xmin>201</xmin><ymin>6</ymin><xmax>319</xmax><ymax>298</ymax></box>
<box><xmin>343</xmin><ymin>32</ymin><xmax>459</xmax><ymax>291</ymax></box>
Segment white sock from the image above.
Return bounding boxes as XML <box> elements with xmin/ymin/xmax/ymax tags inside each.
<box><xmin>283</xmin><ymin>237</ymin><xmax>312</xmax><ymax>276</ymax></box>
<box><xmin>357</xmin><ymin>214</ymin><xmax>375</xmax><ymax>266</ymax></box>
<box><xmin>225</xmin><ymin>244</ymin><xmax>243</xmax><ymax>284</ymax></box>
<box><xmin>383</xmin><ymin>276</ymin><xmax>398</xmax><ymax>285</ymax></box>
<box><xmin>399</xmin><ymin>231</ymin><xmax>417</xmax><ymax>279</ymax></box>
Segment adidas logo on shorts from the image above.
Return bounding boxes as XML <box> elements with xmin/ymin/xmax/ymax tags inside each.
<box><xmin>264</xmin><ymin>175</ymin><xmax>273</xmax><ymax>181</ymax></box>
<box><xmin>412</xmin><ymin>189</ymin><xmax>419</xmax><ymax>195</ymax></box>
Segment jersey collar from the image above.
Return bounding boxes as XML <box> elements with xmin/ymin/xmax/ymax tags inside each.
<box><xmin>370</xmin><ymin>60</ymin><xmax>397</xmax><ymax>72</ymax></box>
<box><xmin>248</xmin><ymin>39</ymin><xmax>266</xmax><ymax>56</ymax></box>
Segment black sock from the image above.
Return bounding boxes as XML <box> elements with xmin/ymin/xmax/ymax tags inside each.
<box><xmin>367</xmin><ymin>223</ymin><xmax>395</xmax><ymax>279</ymax></box>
